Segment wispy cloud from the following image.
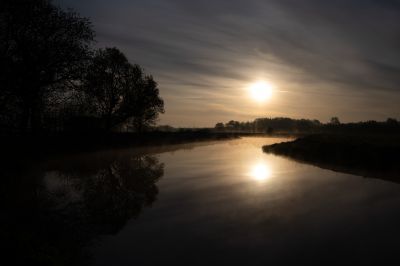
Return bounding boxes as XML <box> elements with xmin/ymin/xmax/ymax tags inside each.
<box><xmin>58</xmin><ymin>0</ymin><xmax>400</xmax><ymax>126</ymax></box>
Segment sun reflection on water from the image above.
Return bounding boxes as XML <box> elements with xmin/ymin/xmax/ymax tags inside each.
<box><xmin>249</xmin><ymin>162</ymin><xmax>272</xmax><ymax>182</ymax></box>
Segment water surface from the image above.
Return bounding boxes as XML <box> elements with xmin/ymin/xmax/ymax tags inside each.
<box><xmin>5</xmin><ymin>137</ymin><xmax>400</xmax><ymax>265</ymax></box>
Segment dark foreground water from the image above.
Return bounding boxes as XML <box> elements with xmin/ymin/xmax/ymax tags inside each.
<box><xmin>4</xmin><ymin>137</ymin><xmax>400</xmax><ymax>265</ymax></box>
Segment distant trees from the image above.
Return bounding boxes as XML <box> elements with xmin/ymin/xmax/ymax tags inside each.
<box><xmin>254</xmin><ymin>117</ymin><xmax>321</xmax><ymax>133</ymax></box>
<box><xmin>214</xmin><ymin>117</ymin><xmax>321</xmax><ymax>133</ymax></box>
<box><xmin>330</xmin><ymin>117</ymin><xmax>341</xmax><ymax>125</ymax></box>
<box><xmin>212</xmin><ymin>119</ymin><xmax>235</xmax><ymax>132</ymax></box>
<box><xmin>215</xmin><ymin>123</ymin><xmax>224</xmax><ymax>131</ymax></box>
<box><xmin>214</xmin><ymin>116</ymin><xmax>400</xmax><ymax>135</ymax></box>
<box><xmin>82</xmin><ymin>48</ymin><xmax>164</xmax><ymax>131</ymax></box>
<box><xmin>0</xmin><ymin>0</ymin><xmax>94</xmax><ymax>132</ymax></box>
<box><xmin>226</xmin><ymin>120</ymin><xmax>240</xmax><ymax>130</ymax></box>
<box><xmin>386</xmin><ymin>118</ymin><xmax>398</xmax><ymax>126</ymax></box>
<box><xmin>0</xmin><ymin>0</ymin><xmax>164</xmax><ymax>134</ymax></box>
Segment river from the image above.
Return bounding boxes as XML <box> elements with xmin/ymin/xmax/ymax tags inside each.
<box><xmin>5</xmin><ymin>137</ymin><xmax>400</xmax><ymax>265</ymax></box>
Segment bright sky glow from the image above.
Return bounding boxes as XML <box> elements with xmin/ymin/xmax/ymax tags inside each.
<box><xmin>249</xmin><ymin>81</ymin><xmax>273</xmax><ymax>103</ymax></box>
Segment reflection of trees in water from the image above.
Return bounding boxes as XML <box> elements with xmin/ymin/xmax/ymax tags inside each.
<box><xmin>3</xmin><ymin>154</ymin><xmax>164</xmax><ymax>265</ymax></box>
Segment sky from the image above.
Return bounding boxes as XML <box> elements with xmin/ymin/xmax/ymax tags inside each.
<box><xmin>58</xmin><ymin>0</ymin><xmax>400</xmax><ymax>127</ymax></box>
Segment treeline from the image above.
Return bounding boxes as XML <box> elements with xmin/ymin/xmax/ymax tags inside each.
<box><xmin>0</xmin><ymin>0</ymin><xmax>164</xmax><ymax>135</ymax></box>
<box><xmin>215</xmin><ymin>117</ymin><xmax>400</xmax><ymax>135</ymax></box>
<box><xmin>215</xmin><ymin>117</ymin><xmax>322</xmax><ymax>133</ymax></box>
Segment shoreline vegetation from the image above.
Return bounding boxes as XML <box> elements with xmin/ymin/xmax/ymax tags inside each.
<box><xmin>263</xmin><ymin>134</ymin><xmax>400</xmax><ymax>183</ymax></box>
<box><xmin>1</xmin><ymin>131</ymin><xmax>242</xmax><ymax>160</ymax></box>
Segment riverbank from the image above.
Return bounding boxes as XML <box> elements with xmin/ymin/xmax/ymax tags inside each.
<box><xmin>263</xmin><ymin>134</ymin><xmax>400</xmax><ymax>182</ymax></box>
<box><xmin>1</xmin><ymin>131</ymin><xmax>241</xmax><ymax>161</ymax></box>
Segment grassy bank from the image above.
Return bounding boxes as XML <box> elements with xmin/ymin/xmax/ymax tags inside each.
<box><xmin>1</xmin><ymin>131</ymin><xmax>240</xmax><ymax>160</ymax></box>
<box><xmin>263</xmin><ymin>134</ymin><xmax>400</xmax><ymax>182</ymax></box>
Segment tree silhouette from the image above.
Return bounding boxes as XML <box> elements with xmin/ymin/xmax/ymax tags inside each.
<box><xmin>215</xmin><ymin>122</ymin><xmax>225</xmax><ymax>131</ymax></box>
<box><xmin>0</xmin><ymin>0</ymin><xmax>94</xmax><ymax>133</ymax></box>
<box><xmin>123</xmin><ymin>74</ymin><xmax>164</xmax><ymax>132</ymax></box>
<box><xmin>330</xmin><ymin>117</ymin><xmax>341</xmax><ymax>125</ymax></box>
<box><xmin>83</xmin><ymin>47</ymin><xmax>164</xmax><ymax>131</ymax></box>
<box><xmin>82</xmin><ymin>48</ymin><xmax>133</xmax><ymax>130</ymax></box>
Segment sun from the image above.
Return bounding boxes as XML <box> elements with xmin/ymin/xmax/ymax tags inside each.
<box><xmin>249</xmin><ymin>81</ymin><xmax>273</xmax><ymax>102</ymax></box>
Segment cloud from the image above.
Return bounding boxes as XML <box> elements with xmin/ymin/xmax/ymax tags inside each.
<box><xmin>57</xmin><ymin>0</ymin><xmax>400</xmax><ymax>126</ymax></box>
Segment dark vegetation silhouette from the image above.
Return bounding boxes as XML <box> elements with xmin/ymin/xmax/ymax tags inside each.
<box><xmin>82</xmin><ymin>48</ymin><xmax>164</xmax><ymax>132</ymax></box>
<box><xmin>214</xmin><ymin>117</ymin><xmax>322</xmax><ymax>133</ymax></box>
<box><xmin>0</xmin><ymin>0</ymin><xmax>94</xmax><ymax>134</ymax></box>
<box><xmin>2</xmin><ymin>151</ymin><xmax>164</xmax><ymax>264</ymax></box>
<box><xmin>0</xmin><ymin>0</ymin><xmax>164</xmax><ymax>136</ymax></box>
<box><xmin>330</xmin><ymin>116</ymin><xmax>341</xmax><ymax>125</ymax></box>
<box><xmin>263</xmin><ymin>133</ymin><xmax>400</xmax><ymax>182</ymax></box>
<box><xmin>214</xmin><ymin>117</ymin><xmax>400</xmax><ymax>135</ymax></box>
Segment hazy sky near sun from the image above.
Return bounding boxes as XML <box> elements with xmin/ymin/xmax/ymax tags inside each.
<box><xmin>57</xmin><ymin>0</ymin><xmax>400</xmax><ymax>127</ymax></box>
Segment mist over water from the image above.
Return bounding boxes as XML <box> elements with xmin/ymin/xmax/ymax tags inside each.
<box><xmin>5</xmin><ymin>137</ymin><xmax>400</xmax><ymax>265</ymax></box>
